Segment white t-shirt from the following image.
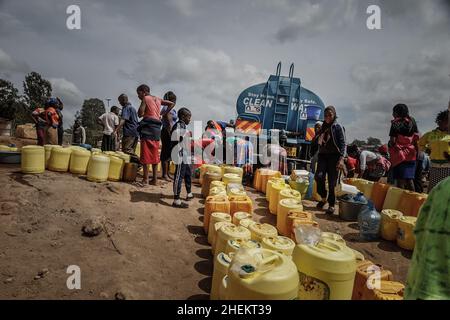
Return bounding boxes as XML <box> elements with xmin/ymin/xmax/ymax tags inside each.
<box><xmin>99</xmin><ymin>112</ymin><xmax>119</xmax><ymax>135</ymax></box>
<box><xmin>359</xmin><ymin>150</ymin><xmax>378</xmax><ymax>171</ymax></box>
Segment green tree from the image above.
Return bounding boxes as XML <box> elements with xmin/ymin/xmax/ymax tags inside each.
<box><xmin>350</xmin><ymin>139</ymin><xmax>366</xmax><ymax>147</ymax></box>
<box><xmin>0</xmin><ymin>79</ymin><xmax>20</xmax><ymax>120</ymax></box>
<box><xmin>65</xmin><ymin>110</ymin><xmax>82</xmax><ymax>134</ymax></box>
<box><xmin>23</xmin><ymin>71</ymin><xmax>52</xmax><ymax>110</ymax></box>
<box><xmin>367</xmin><ymin>137</ymin><xmax>382</xmax><ymax>146</ymax></box>
<box><xmin>80</xmin><ymin>98</ymin><xmax>105</xmax><ymax>145</ymax></box>
<box><xmin>0</xmin><ymin>79</ymin><xmax>30</xmax><ymax>125</ymax></box>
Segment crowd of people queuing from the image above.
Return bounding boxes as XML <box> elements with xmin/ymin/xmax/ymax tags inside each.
<box><xmin>310</xmin><ymin>104</ymin><xmax>449</xmax><ymax>215</ymax></box>
<box><xmin>31</xmin><ymin>88</ymin><xmax>449</xmax><ymax>211</ymax></box>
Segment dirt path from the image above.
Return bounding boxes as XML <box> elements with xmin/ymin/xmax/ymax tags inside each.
<box><xmin>0</xmin><ymin>165</ymin><xmax>411</xmax><ymax>299</ymax></box>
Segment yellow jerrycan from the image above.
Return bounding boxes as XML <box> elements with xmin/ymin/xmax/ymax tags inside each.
<box><xmin>229</xmin><ymin>195</ymin><xmax>253</xmax><ymax>216</ymax></box>
<box><xmin>21</xmin><ymin>145</ymin><xmax>45</xmax><ymax>174</ymax></box>
<box><xmin>202</xmin><ymin>172</ymin><xmax>222</xmax><ymax>198</ymax></box>
<box><xmin>210</xmin><ymin>180</ymin><xmax>226</xmax><ymax>190</ymax></box>
<box><xmin>396</xmin><ymin>216</ymin><xmax>417</xmax><ymax>250</ymax></box>
<box><xmin>211</xmin><ymin>252</ymin><xmax>234</xmax><ymax>300</ymax></box>
<box><xmin>204</xmin><ymin>195</ymin><xmax>230</xmax><ymax>233</ymax></box>
<box><xmin>223</xmin><ymin>248</ymin><xmax>299</xmax><ymax>300</ymax></box>
<box><xmin>48</xmin><ymin>147</ymin><xmax>72</xmax><ymax>172</ymax></box>
<box><xmin>277</xmin><ymin>198</ymin><xmax>304</xmax><ymax>236</ymax></box>
<box><xmin>232</xmin><ymin>212</ymin><xmax>252</xmax><ymax>226</ymax></box>
<box><xmin>209</xmin><ymin>186</ymin><xmax>227</xmax><ymax>197</ymax></box>
<box><xmin>239</xmin><ymin>218</ymin><xmax>256</xmax><ymax>229</ymax></box>
<box><xmin>224</xmin><ymin>166</ymin><xmax>243</xmax><ymax>179</ymax></box>
<box><xmin>261</xmin><ymin>236</ymin><xmax>296</xmax><ymax>256</ymax></box>
<box><xmin>69</xmin><ymin>148</ymin><xmax>91</xmax><ymax>174</ymax></box>
<box><xmin>107</xmin><ymin>156</ymin><xmax>124</xmax><ymax>181</ymax></box>
<box><xmin>380</xmin><ymin>210</ymin><xmax>403</xmax><ymax>241</ymax></box>
<box><xmin>266</xmin><ymin>177</ymin><xmax>285</xmax><ymax>201</ymax></box>
<box><xmin>208</xmin><ymin>212</ymin><xmax>232</xmax><ymax>245</ymax></box>
<box><xmin>226</xmin><ymin>183</ymin><xmax>246</xmax><ymax>197</ymax></box>
<box><xmin>249</xmin><ymin>223</ymin><xmax>278</xmax><ymax>242</ymax></box>
<box><xmin>279</xmin><ymin>188</ymin><xmax>302</xmax><ymax>202</ymax></box>
<box><xmin>361</xmin><ymin>280</ymin><xmax>404</xmax><ymax>300</ymax></box>
<box><xmin>321</xmin><ymin>232</ymin><xmax>346</xmax><ymax>246</ymax></box>
<box><xmin>214</xmin><ymin>225</ymin><xmax>251</xmax><ymax>259</ymax></box>
<box><xmin>382</xmin><ymin>186</ymin><xmax>404</xmax><ymax>211</ymax></box>
<box><xmin>211</xmin><ymin>222</ymin><xmax>235</xmax><ymax>256</ymax></box>
<box><xmin>225</xmin><ymin>239</ymin><xmax>261</xmax><ymax>255</ymax></box>
<box><xmin>200</xmin><ymin>164</ymin><xmax>221</xmax><ymax>185</ymax></box>
<box><xmin>293</xmin><ymin>240</ymin><xmax>357</xmax><ymax>300</ymax></box>
<box><xmin>223</xmin><ymin>173</ymin><xmax>242</xmax><ymax>186</ymax></box>
<box><xmin>360</xmin><ymin>180</ymin><xmax>374</xmax><ymax>200</ymax></box>
<box><xmin>87</xmin><ymin>155</ymin><xmax>110</xmax><ymax>182</ymax></box>
<box><xmin>44</xmin><ymin>144</ymin><xmax>61</xmax><ymax>168</ymax></box>
<box><xmin>260</xmin><ymin>169</ymin><xmax>281</xmax><ymax>194</ymax></box>
<box><xmin>269</xmin><ymin>183</ymin><xmax>290</xmax><ymax>215</ymax></box>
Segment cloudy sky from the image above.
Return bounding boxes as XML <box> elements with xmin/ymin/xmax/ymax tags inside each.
<box><xmin>1</xmin><ymin>0</ymin><xmax>449</xmax><ymax>142</ymax></box>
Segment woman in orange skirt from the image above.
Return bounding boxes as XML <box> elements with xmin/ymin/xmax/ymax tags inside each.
<box><xmin>137</xmin><ymin>84</ymin><xmax>175</xmax><ymax>186</ymax></box>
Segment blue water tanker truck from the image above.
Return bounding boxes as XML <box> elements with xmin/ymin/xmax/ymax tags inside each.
<box><xmin>235</xmin><ymin>62</ymin><xmax>325</xmax><ymax>169</ymax></box>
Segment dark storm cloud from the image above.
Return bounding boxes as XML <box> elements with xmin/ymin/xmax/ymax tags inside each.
<box><xmin>0</xmin><ymin>0</ymin><xmax>448</xmax><ymax>140</ymax></box>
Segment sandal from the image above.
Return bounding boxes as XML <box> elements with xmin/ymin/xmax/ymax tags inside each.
<box><xmin>316</xmin><ymin>201</ymin><xmax>326</xmax><ymax>209</ymax></box>
<box><xmin>172</xmin><ymin>201</ymin><xmax>189</xmax><ymax>208</ymax></box>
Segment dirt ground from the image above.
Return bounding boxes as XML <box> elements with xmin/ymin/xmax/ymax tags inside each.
<box><xmin>0</xmin><ymin>164</ymin><xmax>411</xmax><ymax>300</ymax></box>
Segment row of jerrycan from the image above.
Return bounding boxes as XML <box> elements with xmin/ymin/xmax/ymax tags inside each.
<box><xmin>213</xmin><ymin>234</ymin><xmax>404</xmax><ymax>300</ymax></box>
<box><xmin>353</xmin><ymin>260</ymin><xmax>404</xmax><ymax>300</ymax></box>
<box><xmin>203</xmin><ymin>194</ymin><xmax>253</xmax><ymax>233</ymax></box>
<box><xmin>381</xmin><ymin>209</ymin><xmax>417</xmax><ymax>250</ymax></box>
<box><xmin>205</xmin><ymin>196</ymin><xmax>357</xmax><ymax>301</ymax></box>
<box><xmin>204</xmin><ymin>189</ymin><xmax>404</xmax><ymax>300</ymax></box>
<box><xmin>212</xmin><ymin>234</ymin><xmax>362</xmax><ymax>300</ymax></box>
<box><xmin>346</xmin><ymin>179</ymin><xmax>428</xmax><ymax>217</ymax></box>
<box><xmin>21</xmin><ymin>145</ymin><xmax>132</xmax><ymax>183</ymax></box>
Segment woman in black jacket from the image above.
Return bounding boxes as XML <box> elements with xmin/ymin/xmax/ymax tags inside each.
<box><xmin>314</xmin><ymin>106</ymin><xmax>347</xmax><ymax>214</ymax></box>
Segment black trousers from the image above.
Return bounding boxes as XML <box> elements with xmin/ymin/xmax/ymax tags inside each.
<box><xmin>101</xmin><ymin>134</ymin><xmax>115</xmax><ymax>151</ymax></box>
<box><xmin>315</xmin><ymin>153</ymin><xmax>340</xmax><ymax>207</ymax></box>
<box><xmin>173</xmin><ymin>163</ymin><xmax>192</xmax><ymax>199</ymax></box>
<box><xmin>58</xmin><ymin>126</ymin><xmax>64</xmax><ymax>145</ymax></box>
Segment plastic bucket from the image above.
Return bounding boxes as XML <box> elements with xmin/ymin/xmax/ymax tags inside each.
<box><xmin>338</xmin><ymin>199</ymin><xmax>367</xmax><ymax>221</ymax></box>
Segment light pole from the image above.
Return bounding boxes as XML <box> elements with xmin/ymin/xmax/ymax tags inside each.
<box><xmin>106</xmin><ymin>98</ymin><xmax>111</xmax><ymax>110</ymax></box>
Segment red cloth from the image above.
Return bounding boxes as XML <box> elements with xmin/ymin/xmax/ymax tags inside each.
<box><xmin>45</xmin><ymin>107</ymin><xmax>59</xmax><ymax>126</ymax></box>
<box><xmin>143</xmin><ymin>95</ymin><xmax>161</xmax><ymax>120</ymax></box>
<box><xmin>346</xmin><ymin>156</ymin><xmax>357</xmax><ymax>170</ymax></box>
<box><xmin>140</xmin><ymin>140</ymin><xmax>160</xmax><ymax>165</ymax></box>
<box><xmin>389</xmin><ymin>133</ymin><xmax>419</xmax><ymax>167</ymax></box>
